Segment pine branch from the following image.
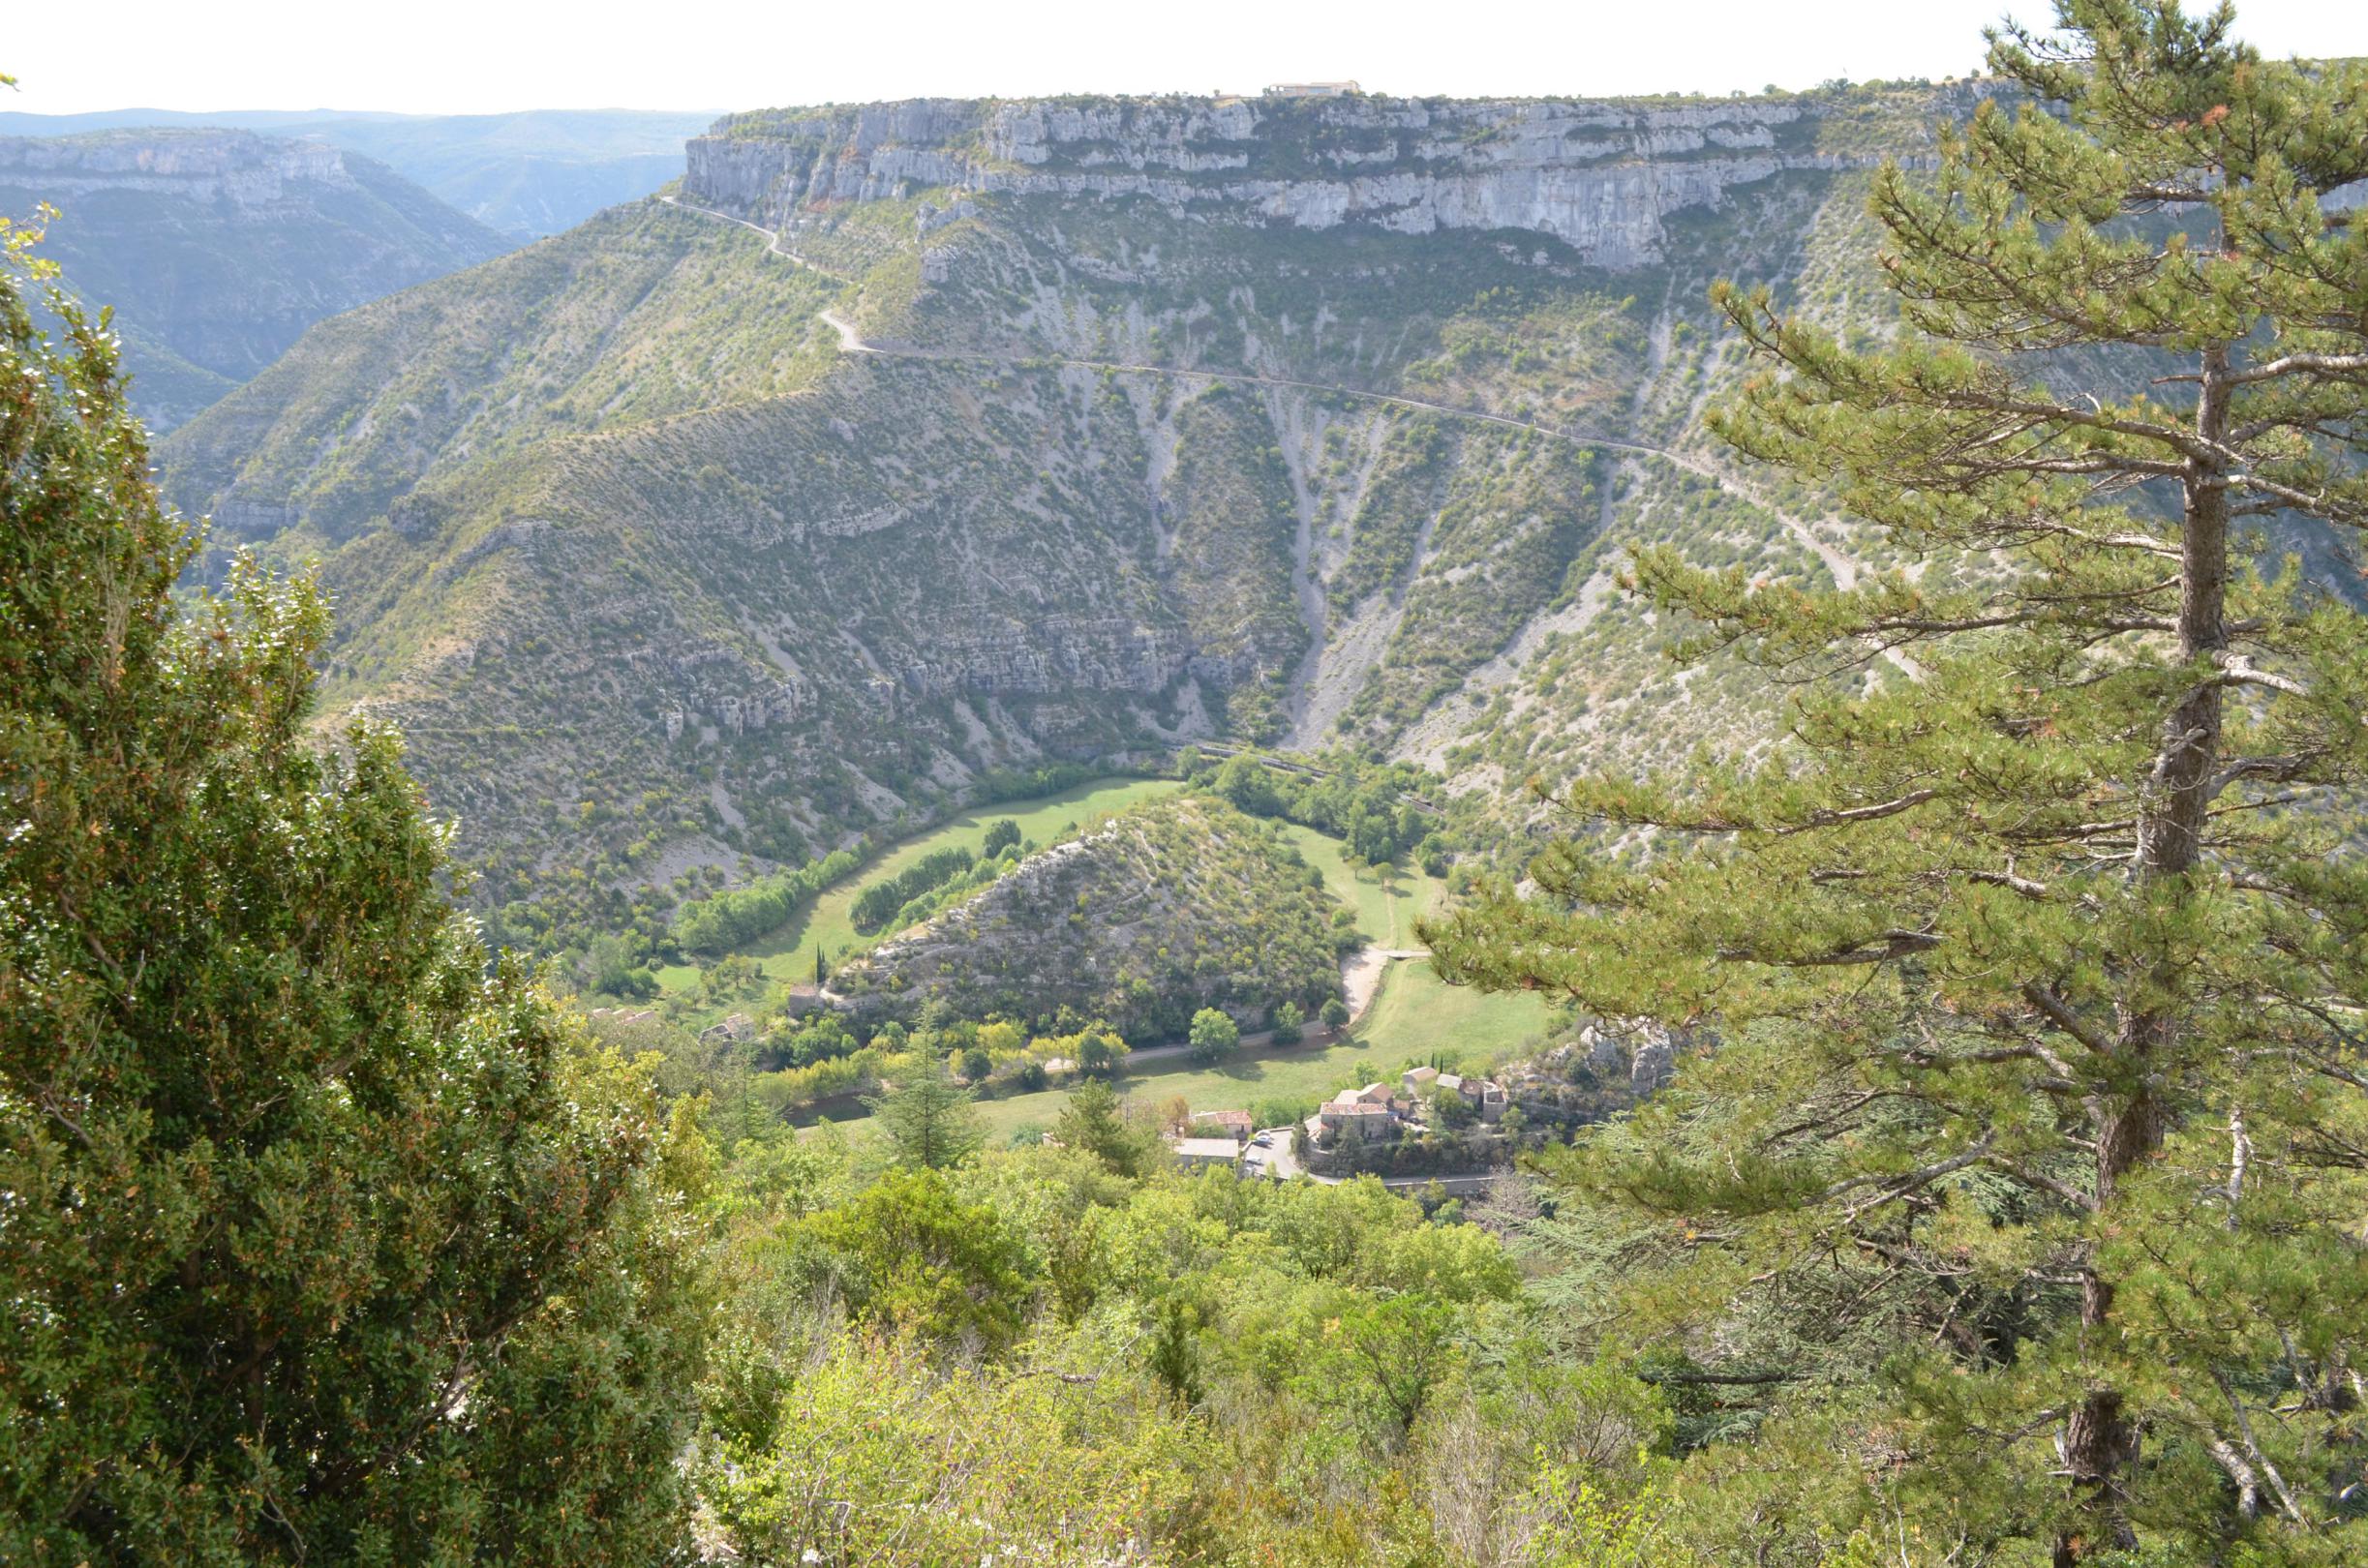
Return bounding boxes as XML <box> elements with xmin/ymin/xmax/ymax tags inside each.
<box><xmin>2228</xmin><ymin>470</ymin><xmax>2368</xmax><ymax>528</ymax></box>
<box><xmin>1820</xmin><ymin>1138</ymin><xmax>1996</xmax><ymax>1216</ymax></box>
<box><xmin>1775</xmin><ymin>789</ymin><xmax>1939</xmax><ymax>835</ymax></box>
<box><xmin>1980</xmin><ymin>1154</ymin><xmax>2100</xmax><ymax>1213</ymax></box>
<box><xmin>2019</xmin><ymin>981</ymin><xmax>2113</xmax><ymax>1056</ymax></box>
<box><xmin>2206</xmin><ymin>654</ymin><xmax>2311</xmax><ymax>698</ymax></box>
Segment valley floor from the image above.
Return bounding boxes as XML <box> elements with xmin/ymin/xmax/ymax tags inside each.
<box><xmin>649</xmin><ymin>770</ymin><xmax>1561</xmax><ymax>1143</ymax></box>
<box><xmin>809</xmin><ymin>959</ymin><xmax>1556</xmax><ymax>1144</ymax></box>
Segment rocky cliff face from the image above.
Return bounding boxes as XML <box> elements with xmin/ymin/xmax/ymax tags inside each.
<box><xmin>686</xmin><ymin>92</ymin><xmax>1905</xmax><ymax>269</ymax></box>
<box><xmin>1</xmin><ymin>128</ymin><xmax>510</xmax><ymax>428</ymax></box>
<box><xmin>0</xmin><ymin>108</ymin><xmax>724</xmax><ymax>240</ymax></box>
<box><xmin>0</xmin><ymin>128</ymin><xmax>354</xmax><ymax>206</ymax></box>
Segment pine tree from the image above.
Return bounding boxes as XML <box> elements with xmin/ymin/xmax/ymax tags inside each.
<box><xmin>1054</xmin><ymin>1077</ymin><xmax>1156</xmax><ymax>1177</ymax></box>
<box><xmin>866</xmin><ymin>1040</ymin><xmax>983</xmax><ymax>1169</ymax></box>
<box><xmin>0</xmin><ymin>224</ymin><xmax>703</xmax><ymax>1559</ymax></box>
<box><xmin>1431</xmin><ymin>5</ymin><xmax>2368</xmax><ymax>1559</ymax></box>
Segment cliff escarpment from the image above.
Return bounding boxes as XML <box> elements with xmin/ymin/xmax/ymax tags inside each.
<box><xmin>683</xmin><ymin>90</ymin><xmax>1960</xmax><ymax>270</ymax></box>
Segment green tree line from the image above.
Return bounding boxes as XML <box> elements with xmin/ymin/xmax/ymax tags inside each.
<box><xmin>671</xmin><ymin>845</ymin><xmax>863</xmax><ymax>953</ymax></box>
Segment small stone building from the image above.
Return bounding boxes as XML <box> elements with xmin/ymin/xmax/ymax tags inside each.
<box><xmin>1170</xmin><ymin>1136</ymin><xmax>1246</xmax><ymax>1171</ymax></box>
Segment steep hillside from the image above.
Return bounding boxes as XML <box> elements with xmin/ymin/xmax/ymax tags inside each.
<box><xmin>830</xmin><ymin>794</ymin><xmax>1349</xmax><ymax>1037</ymax></box>
<box><xmin>157</xmin><ymin>84</ymin><xmax>1974</xmax><ymax>936</ymax></box>
<box><xmin>0</xmin><ymin>128</ymin><xmax>511</xmax><ymax>428</ymax></box>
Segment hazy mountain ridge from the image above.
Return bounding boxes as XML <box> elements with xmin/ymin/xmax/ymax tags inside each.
<box><xmin>0</xmin><ymin>107</ymin><xmax>715</xmax><ymax>237</ymax></box>
<box><xmin>1</xmin><ymin>127</ymin><xmax>511</xmax><ymax>428</ymax></box>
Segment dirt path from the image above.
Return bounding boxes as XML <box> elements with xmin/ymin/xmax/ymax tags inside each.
<box><xmin>1114</xmin><ymin>944</ymin><xmax>1429</xmax><ymax>1070</ymax></box>
<box><xmin>818</xmin><ymin>309</ymin><xmax>869</xmax><ymax>354</ymax></box>
<box><xmin>1342</xmin><ymin>946</ymin><xmax>1430</xmax><ymax>1019</ymax></box>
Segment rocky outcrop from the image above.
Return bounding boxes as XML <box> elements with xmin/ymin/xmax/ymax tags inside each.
<box><xmin>0</xmin><ymin>128</ymin><xmax>356</xmax><ymax>207</ymax></box>
<box><xmin>685</xmin><ymin>92</ymin><xmax>1917</xmax><ymax>268</ymax></box>
<box><xmin>891</xmin><ymin>616</ymin><xmax>1196</xmax><ymax>699</ymax></box>
<box><xmin>1580</xmin><ymin>1019</ymin><xmax>1682</xmax><ymax>1096</ymax></box>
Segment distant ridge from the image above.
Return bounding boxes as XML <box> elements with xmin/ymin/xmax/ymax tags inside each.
<box><xmin>0</xmin><ymin>106</ymin><xmax>719</xmax><ymax>237</ymax></box>
<box><xmin>1</xmin><ymin>127</ymin><xmax>510</xmax><ymax>428</ymax></box>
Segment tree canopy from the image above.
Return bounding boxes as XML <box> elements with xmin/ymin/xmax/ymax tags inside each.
<box><xmin>1433</xmin><ymin>3</ymin><xmax>2368</xmax><ymax>1559</ymax></box>
<box><xmin>0</xmin><ymin>223</ymin><xmax>702</xmax><ymax>1563</ymax></box>
<box><xmin>1188</xmin><ymin>1006</ymin><xmax>1242</xmax><ymax>1065</ymax></box>
<box><xmin>865</xmin><ymin>1039</ymin><xmax>984</xmax><ymax>1169</ymax></box>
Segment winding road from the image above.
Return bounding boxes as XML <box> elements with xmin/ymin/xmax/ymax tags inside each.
<box><xmin>659</xmin><ymin>192</ymin><xmax>1898</xmax><ymax>664</ymax></box>
<box><xmin>664</xmin><ymin>195</ymin><xmax>1739</xmax><ymax>469</ymax></box>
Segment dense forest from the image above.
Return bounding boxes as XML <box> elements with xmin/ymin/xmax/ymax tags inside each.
<box><xmin>7</xmin><ymin>6</ymin><xmax>2368</xmax><ymax>1565</ymax></box>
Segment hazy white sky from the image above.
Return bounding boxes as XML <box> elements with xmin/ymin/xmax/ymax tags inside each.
<box><xmin>9</xmin><ymin>0</ymin><xmax>2367</xmax><ymax>117</ymax></box>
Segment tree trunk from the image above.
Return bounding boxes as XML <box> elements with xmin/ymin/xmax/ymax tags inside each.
<box><xmin>2057</xmin><ymin>344</ymin><xmax>2231</xmax><ymax>1562</ymax></box>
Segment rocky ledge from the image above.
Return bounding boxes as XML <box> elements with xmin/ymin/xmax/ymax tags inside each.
<box><xmin>683</xmin><ymin>90</ymin><xmax>1940</xmax><ymax>268</ymax></box>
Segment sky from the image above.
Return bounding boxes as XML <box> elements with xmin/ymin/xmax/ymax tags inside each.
<box><xmin>8</xmin><ymin>0</ymin><xmax>2367</xmax><ymax>117</ymax></box>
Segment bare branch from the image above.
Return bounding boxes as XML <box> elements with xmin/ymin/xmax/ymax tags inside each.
<box><xmin>2020</xmin><ymin>980</ymin><xmax>2112</xmax><ymax>1057</ymax></box>
<box><xmin>2225</xmin><ymin>351</ymin><xmax>2368</xmax><ymax>385</ymax></box>
<box><xmin>1776</xmin><ymin>789</ymin><xmax>1939</xmax><ymax>834</ymax></box>
<box><xmin>1820</xmin><ymin>1137</ymin><xmax>1995</xmax><ymax>1209</ymax></box>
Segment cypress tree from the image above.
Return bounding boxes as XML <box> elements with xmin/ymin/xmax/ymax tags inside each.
<box><xmin>1431</xmin><ymin>4</ymin><xmax>2368</xmax><ymax>1558</ymax></box>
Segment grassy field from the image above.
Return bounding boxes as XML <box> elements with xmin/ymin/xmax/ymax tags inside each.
<box><xmin>1276</xmin><ymin>824</ymin><xmax>1446</xmax><ymax>947</ymax></box>
<box><xmin>1352</xmin><ymin>960</ymin><xmax>1559</xmax><ymax>1069</ymax></box>
<box><xmin>813</xmin><ymin>957</ymin><xmax>1564</xmax><ymax>1144</ymax></box>
<box><xmin>658</xmin><ymin>776</ymin><xmax>1182</xmax><ymax>999</ymax></box>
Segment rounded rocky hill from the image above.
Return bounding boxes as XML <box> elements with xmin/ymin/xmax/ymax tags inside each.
<box><xmin>830</xmin><ymin>794</ymin><xmax>1350</xmax><ymax>1039</ymax></box>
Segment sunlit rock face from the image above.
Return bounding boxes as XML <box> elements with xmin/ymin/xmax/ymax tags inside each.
<box><xmin>684</xmin><ymin>92</ymin><xmax>1876</xmax><ymax>268</ymax></box>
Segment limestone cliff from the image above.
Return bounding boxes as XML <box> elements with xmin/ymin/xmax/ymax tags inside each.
<box><xmin>684</xmin><ymin>90</ymin><xmax>1968</xmax><ymax>269</ymax></box>
<box><xmin>1</xmin><ymin>128</ymin><xmax>359</xmax><ymax>205</ymax></box>
<box><xmin>156</xmin><ymin>81</ymin><xmax>1968</xmax><ymax>950</ymax></box>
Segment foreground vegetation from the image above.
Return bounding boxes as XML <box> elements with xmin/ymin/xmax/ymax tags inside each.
<box><xmin>2</xmin><ymin>214</ymin><xmax>699</xmax><ymax>1564</ymax></box>
<box><xmin>13</xmin><ymin>8</ymin><xmax>2368</xmax><ymax>1566</ymax></box>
